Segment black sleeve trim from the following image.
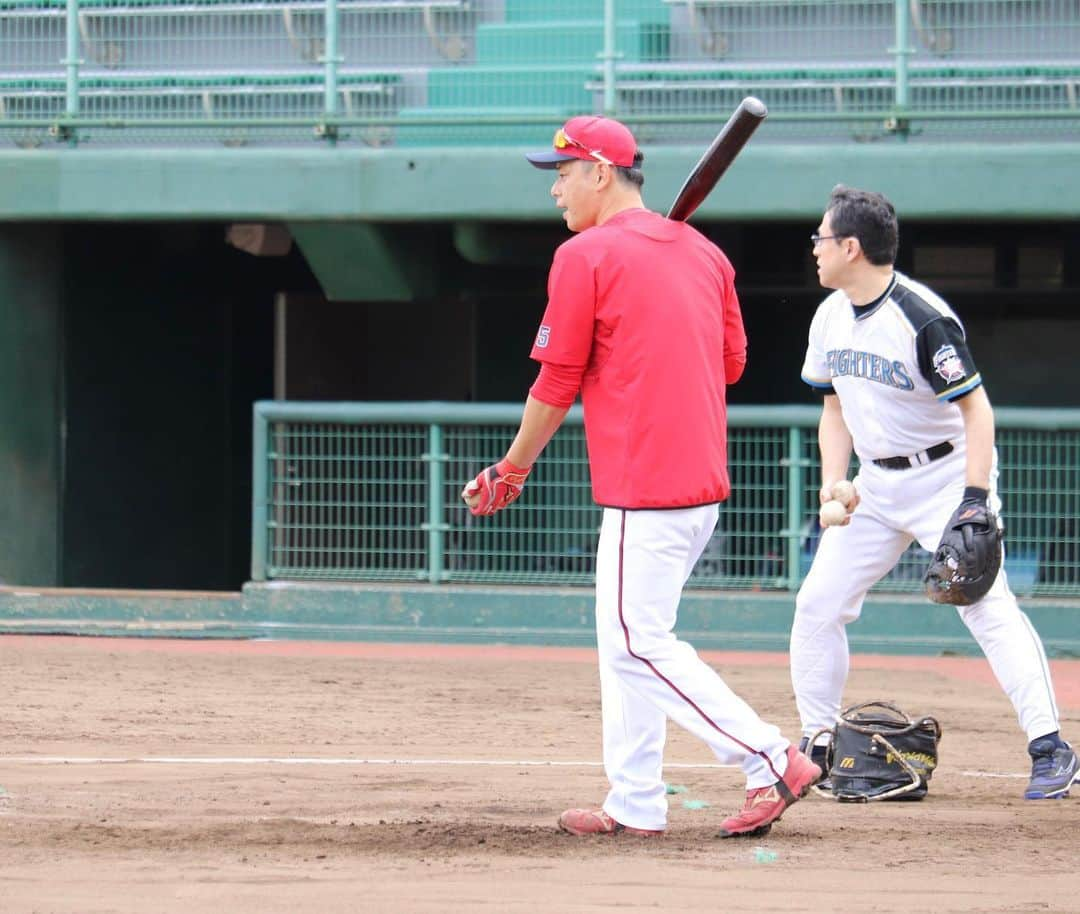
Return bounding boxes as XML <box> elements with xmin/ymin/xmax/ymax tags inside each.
<box><xmin>915</xmin><ymin>316</ymin><xmax>979</xmax><ymax>396</ymax></box>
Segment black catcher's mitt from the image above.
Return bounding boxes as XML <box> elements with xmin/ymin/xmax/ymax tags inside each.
<box><xmin>923</xmin><ymin>492</ymin><xmax>1003</xmax><ymax>606</ymax></box>
<box><xmin>806</xmin><ymin>701</ymin><xmax>942</xmax><ymax>802</ymax></box>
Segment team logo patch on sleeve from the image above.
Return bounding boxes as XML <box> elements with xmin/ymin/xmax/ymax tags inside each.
<box><xmin>933</xmin><ymin>344</ymin><xmax>966</xmax><ymax>384</ymax></box>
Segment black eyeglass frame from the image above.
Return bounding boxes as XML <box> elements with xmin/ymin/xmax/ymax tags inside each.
<box><xmin>810</xmin><ymin>233</ymin><xmax>849</xmax><ymax>246</ymax></box>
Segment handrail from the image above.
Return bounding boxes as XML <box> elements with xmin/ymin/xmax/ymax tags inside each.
<box><xmin>0</xmin><ymin>0</ymin><xmax>468</xmax><ymax>13</ymax></box>
<box><xmin>252</xmin><ymin>401</ymin><xmax>1080</xmax><ymax>429</ymax></box>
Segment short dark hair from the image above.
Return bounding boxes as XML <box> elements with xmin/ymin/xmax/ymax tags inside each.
<box><xmin>826</xmin><ymin>184</ymin><xmax>898</xmax><ymax>266</ymax></box>
<box><xmin>616</xmin><ymin>150</ymin><xmax>645</xmax><ymax>189</ymax></box>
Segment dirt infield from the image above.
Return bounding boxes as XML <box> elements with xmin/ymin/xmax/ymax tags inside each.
<box><xmin>2</xmin><ymin>635</ymin><xmax>1079</xmax><ymax>913</ymax></box>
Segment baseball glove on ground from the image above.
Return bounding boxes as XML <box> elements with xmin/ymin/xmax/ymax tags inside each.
<box><xmin>923</xmin><ymin>492</ymin><xmax>1003</xmax><ymax>606</ymax></box>
<box><xmin>808</xmin><ymin>701</ymin><xmax>942</xmax><ymax>802</ymax></box>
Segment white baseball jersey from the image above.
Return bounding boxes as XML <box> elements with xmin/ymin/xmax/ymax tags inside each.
<box><xmin>793</xmin><ymin>271</ymin><xmax>1064</xmax><ymax>756</ymax></box>
<box><xmin>800</xmin><ymin>271</ymin><xmax>982</xmax><ymax>462</ymax></box>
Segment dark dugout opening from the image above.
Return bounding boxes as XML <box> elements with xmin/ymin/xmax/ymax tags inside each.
<box><xmin>56</xmin><ymin>218</ymin><xmax>1079</xmax><ymax>590</ymax></box>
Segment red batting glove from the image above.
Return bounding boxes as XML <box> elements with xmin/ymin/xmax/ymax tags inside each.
<box><xmin>462</xmin><ymin>459</ymin><xmax>532</xmax><ymax>516</ymax></box>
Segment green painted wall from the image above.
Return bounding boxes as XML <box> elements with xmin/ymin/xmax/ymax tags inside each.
<box><xmin>1</xmin><ymin>584</ymin><xmax>1077</xmax><ymax>658</ymax></box>
<box><xmin>0</xmin><ymin>226</ymin><xmax>62</xmax><ymax>586</ymax></box>
<box><xmin>2</xmin><ymin>144</ymin><xmax>1079</xmax><ymax>222</ymax></box>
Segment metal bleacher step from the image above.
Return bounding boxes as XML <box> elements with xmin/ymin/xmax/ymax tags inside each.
<box><xmin>475</xmin><ymin>19</ymin><xmax>669</xmax><ymax>67</ymax></box>
<box><xmin>424</xmin><ymin>63</ymin><xmax>594</xmax><ymax>111</ymax></box>
<box><xmin>504</xmin><ymin>0</ymin><xmax>668</xmax><ymax>25</ymax></box>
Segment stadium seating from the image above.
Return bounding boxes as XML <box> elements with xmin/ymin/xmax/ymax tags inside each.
<box><xmin>0</xmin><ymin>0</ymin><xmax>1076</xmax><ymax>145</ymax></box>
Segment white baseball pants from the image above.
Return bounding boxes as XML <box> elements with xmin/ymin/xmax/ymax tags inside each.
<box><xmin>595</xmin><ymin>504</ymin><xmax>791</xmax><ymax>832</ymax></box>
<box><xmin>791</xmin><ymin>449</ymin><xmax>1061</xmax><ymax>744</ymax></box>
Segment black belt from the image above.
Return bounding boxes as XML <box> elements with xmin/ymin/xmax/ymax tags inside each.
<box><xmin>872</xmin><ymin>441</ymin><xmax>954</xmax><ymax>471</ymax></box>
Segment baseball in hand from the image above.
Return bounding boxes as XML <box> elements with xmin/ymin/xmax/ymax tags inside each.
<box><xmin>462</xmin><ymin>480</ymin><xmax>481</xmax><ymax>509</ymax></box>
<box><xmin>819</xmin><ymin>499</ymin><xmax>849</xmax><ymax>527</ymax></box>
<box><xmin>830</xmin><ymin>479</ymin><xmax>857</xmax><ymax>508</ymax></box>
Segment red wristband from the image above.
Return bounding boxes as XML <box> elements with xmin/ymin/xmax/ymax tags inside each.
<box><xmin>496</xmin><ymin>458</ymin><xmax>531</xmax><ymax>476</ymax></box>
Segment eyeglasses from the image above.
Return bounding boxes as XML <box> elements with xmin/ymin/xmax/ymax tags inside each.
<box><xmin>810</xmin><ymin>233</ymin><xmax>848</xmax><ymax>247</ymax></box>
<box><xmin>553</xmin><ymin>127</ymin><xmax>614</xmax><ymax>166</ymax></box>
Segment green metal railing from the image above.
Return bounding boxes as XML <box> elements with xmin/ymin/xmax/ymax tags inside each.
<box><xmin>1</xmin><ymin>0</ymin><xmax>1077</xmax><ymax>146</ymax></box>
<box><xmin>251</xmin><ymin>401</ymin><xmax>1080</xmax><ymax>597</ymax></box>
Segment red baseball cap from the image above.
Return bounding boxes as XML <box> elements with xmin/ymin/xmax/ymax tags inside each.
<box><xmin>526</xmin><ymin>116</ymin><xmax>638</xmax><ymax>169</ymax></box>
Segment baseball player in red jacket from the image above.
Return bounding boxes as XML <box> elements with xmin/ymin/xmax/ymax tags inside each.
<box><xmin>462</xmin><ymin>116</ymin><xmax>820</xmax><ymax>838</ymax></box>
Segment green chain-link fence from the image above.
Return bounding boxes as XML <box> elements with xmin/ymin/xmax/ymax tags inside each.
<box><xmin>252</xmin><ymin>401</ymin><xmax>1080</xmax><ymax>597</ymax></box>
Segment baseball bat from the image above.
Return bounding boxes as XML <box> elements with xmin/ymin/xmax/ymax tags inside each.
<box><xmin>666</xmin><ymin>96</ymin><xmax>768</xmax><ymax>223</ymax></box>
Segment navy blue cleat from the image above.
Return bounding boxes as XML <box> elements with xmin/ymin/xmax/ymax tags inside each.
<box><xmin>799</xmin><ymin>736</ymin><xmax>832</xmax><ymax>792</ymax></box>
<box><xmin>1024</xmin><ymin>737</ymin><xmax>1079</xmax><ymax>800</ymax></box>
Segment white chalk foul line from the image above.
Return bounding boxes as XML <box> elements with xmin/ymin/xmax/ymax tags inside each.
<box><xmin>0</xmin><ymin>756</ymin><xmax>731</xmax><ymax>768</ymax></box>
<box><xmin>958</xmin><ymin>770</ymin><xmax>1026</xmax><ymax>780</ymax></box>
<box><xmin>0</xmin><ymin>757</ymin><xmax>1026</xmax><ymax>778</ymax></box>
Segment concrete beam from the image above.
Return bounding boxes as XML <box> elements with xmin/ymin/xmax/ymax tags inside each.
<box><xmin>288</xmin><ymin>221</ymin><xmax>443</xmax><ymax>302</ymax></box>
<box><xmin>2</xmin><ymin>143</ymin><xmax>1080</xmax><ymax>222</ymax></box>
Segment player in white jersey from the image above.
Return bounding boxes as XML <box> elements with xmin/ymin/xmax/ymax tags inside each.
<box><xmin>792</xmin><ymin>185</ymin><xmax>1079</xmax><ymax>800</ymax></box>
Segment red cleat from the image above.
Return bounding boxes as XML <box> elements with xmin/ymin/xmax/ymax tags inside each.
<box><xmin>557</xmin><ymin>808</ymin><xmax>663</xmax><ymax>837</ymax></box>
<box><xmin>718</xmin><ymin>745</ymin><xmax>822</xmax><ymax>838</ymax></box>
